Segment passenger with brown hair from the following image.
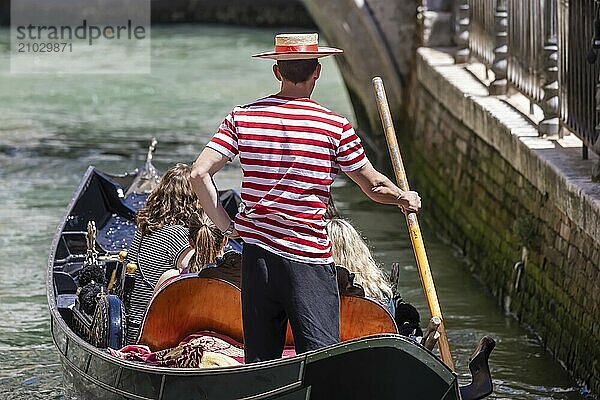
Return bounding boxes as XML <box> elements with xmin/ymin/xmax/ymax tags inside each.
<box><xmin>126</xmin><ymin>163</ymin><xmax>201</xmax><ymax>344</ymax></box>
<box><xmin>155</xmin><ymin>211</ymin><xmax>241</xmax><ymax>291</ymax></box>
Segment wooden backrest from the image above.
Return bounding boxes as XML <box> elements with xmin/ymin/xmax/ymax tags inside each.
<box><xmin>138</xmin><ymin>276</ymin><xmax>243</xmax><ymax>351</ymax></box>
<box><xmin>340</xmin><ymin>296</ymin><xmax>398</xmax><ymax>341</ymax></box>
<box><xmin>285</xmin><ymin>296</ymin><xmax>398</xmax><ymax>344</ymax></box>
<box><xmin>139</xmin><ymin>275</ymin><xmax>397</xmax><ymax>351</ymax></box>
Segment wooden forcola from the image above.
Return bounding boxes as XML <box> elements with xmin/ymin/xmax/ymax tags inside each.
<box><xmin>372</xmin><ymin>77</ymin><xmax>455</xmax><ymax>371</ymax></box>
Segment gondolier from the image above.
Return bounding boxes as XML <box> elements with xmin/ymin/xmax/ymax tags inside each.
<box><xmin>190</xmin><ymin>33</ymin><xmax>422</xmax><ymax>363</ymax></box>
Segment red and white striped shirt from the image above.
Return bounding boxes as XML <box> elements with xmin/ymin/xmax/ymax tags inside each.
<box><xmin>207</xmin><ymin>95</ymin><xmax>368</xmax><ymax>264</ymax></box>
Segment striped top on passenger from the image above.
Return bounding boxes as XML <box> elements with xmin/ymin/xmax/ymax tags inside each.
<box><xmin>206</xmin><ymin>95</ymin><xmax>368</xmax><ymax>264</ymax></box>
<box><xmin>125</xmin><ymin>225</ymin><xmax>189</xmax><ymax>344</ymax></box>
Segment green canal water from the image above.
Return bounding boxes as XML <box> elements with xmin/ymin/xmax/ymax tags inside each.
<box><xmin>0</xmin><ymin>25</ymin><xmax>593</xmax><ymax>399</ymax></box>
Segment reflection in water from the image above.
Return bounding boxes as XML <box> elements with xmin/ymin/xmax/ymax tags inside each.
<box><xmin>0</xmin><ymin>26</ymin><xmax>590</xmax><ymax>399</ymax></box>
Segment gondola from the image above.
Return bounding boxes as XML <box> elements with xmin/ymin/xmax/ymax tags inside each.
<box><xmin>47</xmin><ymin>141</ymin><xmax>495</xmax><ymax>399</ymax></box>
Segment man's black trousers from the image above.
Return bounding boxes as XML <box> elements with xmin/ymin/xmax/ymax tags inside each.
<box><xmin>241</xmin><ymin>243</ymin><xmax>340</xmax><ymax>363</ymax></box>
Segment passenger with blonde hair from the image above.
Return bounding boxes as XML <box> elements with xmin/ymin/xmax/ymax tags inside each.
<box><xmin>126</xmin><ymin>163</ymin><xmax>201</xmax><ymax>344</ymax></box>
<box><xmin>325</xmin><ymin>218</ymin><xmax>394</xmax><ymax>314</ymax></box>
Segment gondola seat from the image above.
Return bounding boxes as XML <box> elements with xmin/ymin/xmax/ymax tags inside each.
<box><xmin>139</xmin><ymin>275</ymin><xmax>398</xmax><ymax>352</ymax></box>
<box><xmin>139</xmin><ymin>276</ymin><xmax>243</xmax><ymax>351</ymax></box>
<box><xmin>340</xmin><ymin>296</ymin><xmax>398</xmax><ymax>341</ymax></box>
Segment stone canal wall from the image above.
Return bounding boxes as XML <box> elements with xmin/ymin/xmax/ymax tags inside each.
<box><xmin>405</xmin><ymin>47</ymin><xmax>600</xmax><ymax>394</ymax></box>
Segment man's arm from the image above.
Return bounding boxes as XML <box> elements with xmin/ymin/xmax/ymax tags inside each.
<box><xmin>345</xmin><ymin>161</ymin><xmax>421</xmax><ymax>212</ymax></box>
<box><xmin>190</xmin><ymin>147</ymin><xmax>233</xmax><ymax>232</ymax></box>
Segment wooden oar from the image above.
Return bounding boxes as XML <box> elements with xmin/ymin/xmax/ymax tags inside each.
<box><xmin>372</xmin><ymin>77</ymin><xmax>455</xmax><ymax>371</ymax></box>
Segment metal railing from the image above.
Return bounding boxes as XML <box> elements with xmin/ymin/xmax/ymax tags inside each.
<box><xmin>455</xmin><ymin>0</ymin><xmax>599</xmax><ymax>157</ymax></box>
<box><xmin>468</xmin><ymin>0</ymin><xmax>496</xmax><ymax>67</ymax></box>
<box><xmin>507</xmin><ymin>0</ymin><xmax>545</xmax><ymax>108</ymax></box>
<box><xmin>466</xmin><ymin>0</ymin><xmax>508</xmax><ymax>94</ymax></box>
<box><xmin>558</xmin><ymin>0</ymin><xmax>599</xmax><ymax>155</ymax></box>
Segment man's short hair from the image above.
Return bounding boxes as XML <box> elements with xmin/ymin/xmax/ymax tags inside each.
<box><xmin>277</xmin><ymin>59</ymin><xmax>319</xmax><ymax>84</ymax></box>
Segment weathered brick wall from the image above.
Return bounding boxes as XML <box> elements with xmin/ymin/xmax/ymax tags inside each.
<box><xmin>405</xmin><ymin>48</ymin><xmax>600</xmax><ymax>394</ymax></box>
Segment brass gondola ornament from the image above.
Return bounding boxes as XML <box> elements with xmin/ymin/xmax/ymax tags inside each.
<box><xmin>85</xmin><ymin>220</ymin><xmax>99</xmax><ymax>267</ymax></box>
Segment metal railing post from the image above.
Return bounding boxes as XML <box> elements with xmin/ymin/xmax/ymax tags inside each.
<box><xmin>539</xmin><ymin>0</ymin><xmax>560</xmax><ymax>136</ymax></box>
<box><xmin>454</xmin><ymin>0</ymin><xmax>470</xmax><ymax>63</ymax></box>
<box><xmin>490</xmin><ymin>0</ymin><xmax>508</xmax><ymax>95</ymax></box>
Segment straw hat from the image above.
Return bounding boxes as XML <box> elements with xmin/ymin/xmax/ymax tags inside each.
<box><xmin>252</xmin><ymin>33</ymin><xmax>343</xmax><ymax>60</ymax></box>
